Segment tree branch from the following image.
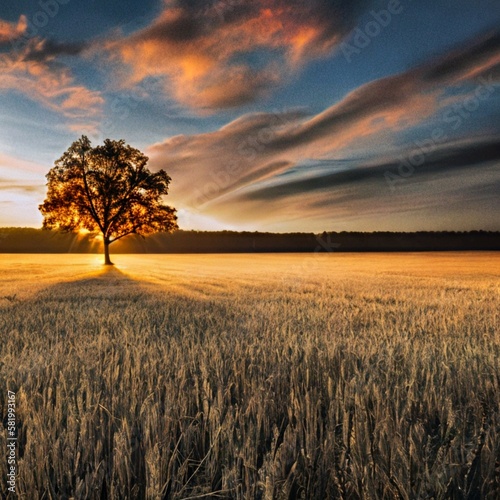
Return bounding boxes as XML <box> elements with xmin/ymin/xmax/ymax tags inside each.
<box><xmin>109</xmin><ymin>229</ymin><xmax>138</xmax><ymax>243</ymax></box>
<box><xmin>81</xmin><ymin>150</ymin><xmax>104</xmax><ymax>234</ymax></box>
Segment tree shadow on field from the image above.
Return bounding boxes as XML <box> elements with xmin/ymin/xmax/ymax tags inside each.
<box><xmin>36</xmin><ymin>265</ymin><xmax>148</xmax><ymax>301</ymax></box>
<box><xmin>0</xmin><ymin>265</ymin><xmax>159</xmax><ymax>330</ymax></box>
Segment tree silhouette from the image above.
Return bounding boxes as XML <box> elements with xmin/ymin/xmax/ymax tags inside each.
<box><xmin>39</xmin><ymin>136</ymin><xmax>178</xmax><ymax>265</ymax></box>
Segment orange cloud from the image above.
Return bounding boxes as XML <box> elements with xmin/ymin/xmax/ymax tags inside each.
<box><xmin>0</xmin><ymin>38</ymin><xmax>103</xmax><ymax>128</ymax></box>
<box><xmin>455</xmin><ymin>52</ymin><xmax>500</xmax><ymax>82</ymax></box>
<box><xmin>0</xmin><ymin>15</ymin><xmax>26</xmax><ymax>44</ymax></box>
<box><xmin>106</xmin><ymin>0</ymin><xmax>365</xmax><ymax>109</ymax></box>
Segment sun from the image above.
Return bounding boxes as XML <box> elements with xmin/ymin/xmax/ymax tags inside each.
<box><xmin>78</xmin><ymin>228</ymin><xmax>103</xmax><ymax>241</ymax></box>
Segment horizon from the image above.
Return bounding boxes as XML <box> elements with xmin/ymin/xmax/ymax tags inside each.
<box><xmin>1</xmin><ymin>1</ymin><xmax>499</xmax><ymax>232</ymax></box>
<box><xmin>1</xmin><ymin>226</ymin><xmax>499</xmax><ymax>255</ymax></box>
<box><xmin>1</xmin><ymin>226</ymin><xmax>500</xmax><ymax>234</ymax></box>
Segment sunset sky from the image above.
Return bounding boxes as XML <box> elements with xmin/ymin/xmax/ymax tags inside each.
<box><xmin>0</xmin><ymin>0</ymin><xmax>499</xmax><ymax>232</ymax></box>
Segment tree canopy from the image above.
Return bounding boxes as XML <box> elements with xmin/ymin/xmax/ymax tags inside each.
<box><xmin>39</xmin><ymin>136</ymin><xmax>178</xmax><ymax>264</ymax></box>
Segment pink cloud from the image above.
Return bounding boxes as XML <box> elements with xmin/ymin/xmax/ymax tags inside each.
<box><xmin>0</xmin><ymin>15</ymin><xmax>27</xmax><ymax>44</ymax></box>
<box><xmin>0</xmin><ymin>38</ymin><xmax>104</xmax><ymax>130</ymax></box>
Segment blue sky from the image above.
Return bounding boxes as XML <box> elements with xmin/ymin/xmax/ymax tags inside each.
<box><xmin>0</xmin><ymin>0</ymin><xmax>499</xmax><ymax>231</ymax></box>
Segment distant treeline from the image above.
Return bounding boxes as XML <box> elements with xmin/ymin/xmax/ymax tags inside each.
<box><xmin>0</xmin><ymin>228</ymin><xmax>499</xmax><ymax>253</ymax></box>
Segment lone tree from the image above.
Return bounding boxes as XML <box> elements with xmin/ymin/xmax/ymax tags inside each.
<box><xmin>39</xmin><ymin>136</ymin><xmax>178</xmax><ymax>265</ymax></box>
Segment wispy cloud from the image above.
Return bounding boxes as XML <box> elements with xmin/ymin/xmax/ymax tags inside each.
<box><xmin>105</xmin><ymin>0</ymin><xmax>368</xmax><ymax>109</ymax></box>
<box><xmin>147</xmin><ymin>109</ymin><xmax>306</xmax><ymax>206</ymax></box>
<box><xmin>209</xmin><ymin>136</ymin><xmax>500</xmax><ymax>231</ymax></box>
<box><xmin>422</xmin><ymin>31</ymin><xmax>500</xmax><ymax>84</ymax></box>
<box><xmin>147</xmin><ymin>31</ymin><xmax>500</xmax><ymax>229</ymax></box>
<box><xmin>0</xmin><ymin>153</ymin><xmax>47</xmax><ymax>226</ymax></box>
<box><xmin>0</xmin><ymin>152</ymin><xmax>47</xmax><ymax>181</ymax></box>
<box><xmin>0</xmin><ymin>31</ymin><xmax>103</xmax><ymax>128</ymax></box>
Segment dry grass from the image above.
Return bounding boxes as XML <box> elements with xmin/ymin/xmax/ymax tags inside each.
<box><xmin>0</xmin><ymin>253</ymin><xmax>499</xmax><ymax>499</ymax></box>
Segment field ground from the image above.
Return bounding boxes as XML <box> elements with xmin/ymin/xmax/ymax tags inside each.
<box><xmin>1</xmin><ymin>253</ymin><xmax>499</xmax><ymax>498</ymax></box>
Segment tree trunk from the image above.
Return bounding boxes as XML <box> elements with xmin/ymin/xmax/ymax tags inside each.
<box><xmin>104</xmin><ymin>237</ymin><xmax>113</xmax><ymax>266</ymax></box>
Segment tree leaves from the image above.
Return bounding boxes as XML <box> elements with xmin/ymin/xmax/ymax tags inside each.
<box><xmin>39</xmin><ymin>136</ymin><xmax>178</xmax><ymax>245</ymax></box>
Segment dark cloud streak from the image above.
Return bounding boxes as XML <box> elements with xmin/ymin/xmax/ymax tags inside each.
<box><xmin>21</xmin><ymin>39</ymin><xmax>89</xmax><ymax>62</ymax></box>
<box><xmin>240</xmin><ymin>136</ymin><xmax>500</xmax><ymax>202</ymax></box>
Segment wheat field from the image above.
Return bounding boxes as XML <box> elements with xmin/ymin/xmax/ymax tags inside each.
<box><xmin>0</xmin><ymin>253</ymin><xmax>499</xmax><ymax>499</ymax></box>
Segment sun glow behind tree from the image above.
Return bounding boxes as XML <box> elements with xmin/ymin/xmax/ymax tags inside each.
<box><xmin>39</xmin><ymin>136</ymin><xmax>178</xmax><ymax>265</ymax></box>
